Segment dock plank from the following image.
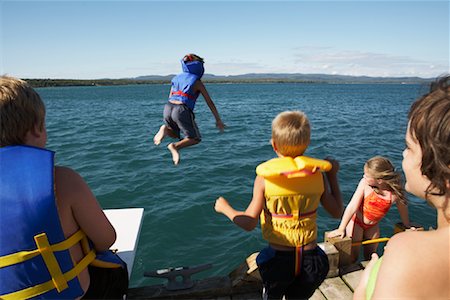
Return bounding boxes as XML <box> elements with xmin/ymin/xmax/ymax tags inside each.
<box><xmin>342</xmin><ymin>269</ymin><xmax>363</xmax><ymax>292</ymax></box>
<box><xmin>319</xmin><ymin>277</ymin><xmax>353</xmax><ymax>300</ymax></box>
<box><xmin>310</xmin><ymin>289</ymin><xmax>327</xmax><ymax>300</ymax></box>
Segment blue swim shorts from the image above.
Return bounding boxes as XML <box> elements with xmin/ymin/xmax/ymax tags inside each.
<box><xmin>256</xmin><ymin>245</ymin><xmax>329</xmax><ymax>299</ymax></box>
<box><xmin>163</xmin><ymin>102</ymin><xmax>201</xmax><ymax>140</ymax></box>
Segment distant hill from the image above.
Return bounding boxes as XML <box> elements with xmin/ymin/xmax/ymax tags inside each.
<box><xmin>27</xmin><ymin>73</ymin><xmax>432</xmax><ymax>88</ymax></box>
<box><xmin>134</xmin><ymin>73</ymin><xmax>431</xmax><ymax>84</ymax></box>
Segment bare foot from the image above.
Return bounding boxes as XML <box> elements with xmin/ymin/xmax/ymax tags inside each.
<box><xmin>168</xmin><ymin>143</ymin><xmax>180</xmax><ymax>165</ymax></box>
<box><xmin>153</xmin><ymin>125</ymin><xmax>167</xmax><ymax>145</ymax></box>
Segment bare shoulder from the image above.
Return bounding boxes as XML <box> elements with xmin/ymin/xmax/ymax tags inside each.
<box><xmin>54</xmin><ymin>166</ymin><xmax>90</xmax><ymax>199</ymax></box>
<box><xmin>252</xmin><ymin>175</ymin><xmax>265</xmax><ymax>198</ymax></box>
<box><xmin>373</xmin><ymin>230</ymin><xmax>447</xmax><ymax>298</ymax></box>
<box><xmin>55</xmin><ymin>166</ymin><xmax>116</xmax><ymax>250</ymax></box>
<box><xmin>55</xmin><ymin>165</ymin><xmax>84</xmax><ymax>184</ymax></box>
<box><xmin>193</xmin><ymin>79</ymin><xmax>205</xmax><ymax>90</ymax></box>
<box><xmin>355</xmin><ymin>177</ymin><xmax>367</xmax><ymax>191</ymax></box>
<box><xmin>254</xmin><ymin>175</ymin><xmax>265</xmax><ymax>186</ymax></box>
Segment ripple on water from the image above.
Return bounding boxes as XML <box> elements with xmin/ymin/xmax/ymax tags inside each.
<box><xmin>37</xmin><ymin>83</ymin><xmax>435</xmax><ymax>287</ymax></box>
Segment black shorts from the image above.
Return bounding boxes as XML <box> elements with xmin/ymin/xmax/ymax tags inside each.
<box><xmin>256</xmin><ymin>246</ymin><xmax>329</xmax><ymax>300</ymax></box>
<box><xmin>82</xmin><ymin>263</ymin><xmax>129</xmax><ymax>299</ymax></box>
<box><xmin>163</xmin><ymin>102</ymin><xmax>201</xmax><ymax>140</ymax></box>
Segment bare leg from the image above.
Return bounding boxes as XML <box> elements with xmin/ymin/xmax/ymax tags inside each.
<box><xmin>347</xmin><ymin>218</ymin><xmax>364</xmax><ymax>263</ymax></box>
<box><xmin>167</xmin><ymin>138</ymin><xmax>200</xmax><ymax>165</ymax></box>
<box><xmin>153</xmin><ymin>125</ymin><xmax>167</xmax><ymax>145</ymax></box>
<box><xmin>154</xmin><ymin>125</ymin><xmax>178</xmax><ymax>145</ymax></box>
<box><xmin>363</xmin><ymin>225</ymin><xmax>380</xmax><ymax>260</ymax></box>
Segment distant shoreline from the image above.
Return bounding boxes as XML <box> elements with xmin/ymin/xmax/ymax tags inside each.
<box><xmin>26</xmin><ymin>74</ymin><xmax>432</xmax><ymax>88</ymax></box>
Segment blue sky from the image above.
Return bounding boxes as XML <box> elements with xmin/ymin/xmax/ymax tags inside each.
<box><xmin>1</xmin><ymin>1</ymin><xmax>449</xmax><ymax>79</ymax></box>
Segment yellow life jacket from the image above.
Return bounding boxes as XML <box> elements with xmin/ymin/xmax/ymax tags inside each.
<box><xmin>256</xmin><ymin>156</ymin><xmax>331</xmax><ymax>247</ymax></box>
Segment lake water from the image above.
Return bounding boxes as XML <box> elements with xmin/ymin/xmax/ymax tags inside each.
<box><xmin>37</xmin><ymin>82</ymin><xmax>435</xmax><ymax>288</ymax></box>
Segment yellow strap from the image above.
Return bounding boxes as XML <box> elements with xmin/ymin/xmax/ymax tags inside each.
<box><xmin>34</xmin><ymin>233</ymin><xmax>68</xmax><ymax>292</ymax></box>
<box><xmin>0</xmin><ymin>250</ymin><xmax>96</xmax><ymax>300</ymax></box>
<box><xmin>352</xmin><ymin>237</ymin><xmax>390</xmax><ymax>246</ymax></box>
<box><xmin>0</xmin><ymin>230</ymin><xmax>85</xmax><ymax>268</ymax></box>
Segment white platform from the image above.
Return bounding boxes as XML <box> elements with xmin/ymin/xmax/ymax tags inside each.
<box><xmin>104</xmin><ymin>208</ymin><xmax>144</xmax><ymax>278</ymax></box>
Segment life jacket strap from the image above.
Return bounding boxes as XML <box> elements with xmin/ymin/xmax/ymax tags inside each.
<box><xmin>0</xmin><ymin>229</ymin><xmax>86</xmax><ymax>268</ymax></box>
<box><xmin>295</xmin><ymin>246</ymin><xmax>303</xmax><ymax>276</ymax></box>
<box><xmin>170</xmin><ymin>90</ymin><xmax>195</xmax><ymax>99</ymax></box>
<box><xmin>280</xmin><ymin>168</ymin><xmax>317</xmax><ymax>178</ymax></box>
<box><xmin>270</xmin><ymin>209</ymin><xmax>317</xmax><ymax>219</ymax></box>
<box><xmin>0</xmin><ymin>249</ymin><xmax>96</xmax><ymax>300</ymax></box>
<box><xmin>34</xmin><ymin>233</ymin><xmax>69</xmax><ymax>292</ymax></box>
<box><xmin>0</xmin><ymin>230</ymin><xmax>95</xmax><ymax>299</ymax></box>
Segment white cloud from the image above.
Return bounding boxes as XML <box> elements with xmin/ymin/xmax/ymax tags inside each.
<box><xmin>289</xmin><ymin>46</ymin><xmax>448</xmax><ymax>77</ymax></box>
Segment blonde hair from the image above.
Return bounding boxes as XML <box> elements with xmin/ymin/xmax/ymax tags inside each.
<box><xmin>183</xmin><ymin>54</ymin><xmax>204</xmax><ymax>63</ymax></box>
<box><xmin>0</xmin><ymin>76</ymin><xmax>46</xmax><ymax>147</ymax></box>
<box><xmin>271</xmin><ymin>111</ymin><xmax>310</xmax><ymax>157</ymax></box>
<box><xmin>365</xmin><ymin>156</ymin><xmax>407</xmax><ymax>205</ymax></box>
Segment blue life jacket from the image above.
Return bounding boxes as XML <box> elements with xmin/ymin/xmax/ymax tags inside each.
<box><xmin>0</xmin><ymin>145</ymin><xmax>125</xmax><ymax>299</ymax></box>
<box><xmin>168</xmin><ymin>60</ymin><xmax>205</xmax><ymax>110</ymax></box>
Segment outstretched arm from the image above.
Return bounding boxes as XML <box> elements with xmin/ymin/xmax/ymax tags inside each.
<box><xmin>328</xmin><ymin>177</ymin><xmax>365</xmax><ymax>238</ymax></box>
<box><xmin>215</xmin><ymin>176</ymin><xmax>265</xmax><ymax>231</ymax></box>
<box><xmin>395</xmin><ymin>199</ymin><xmax>411</xmax><ymax>228</ymax></box>
<box><xmin>195</xmin><ymin>80</ymin><xmax>225</xmax><ymax>132</ymax></box>
<box><xmin>320</xmin><ymin>158</ymin><xmax>344</xmax><ymax>218</ymax></box>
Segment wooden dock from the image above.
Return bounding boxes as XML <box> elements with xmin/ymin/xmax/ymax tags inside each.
<box><xmin>128</xmin><ymin>264</ymin><xmax>366</xmax><ymax>299</ymax></box>
<box><xmin>128</xmin><ymin>245</ymin><xmax>367</xmax><ymax>300</ymax></box>
<box><xmin>127</xmin><ymin>224</ymin><xmax>420</xmax><ymax>299</ymax></box>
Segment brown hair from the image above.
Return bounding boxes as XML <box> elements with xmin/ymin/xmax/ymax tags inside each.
<box><xmin>0</xmin><ymin>76</ymin><xmax>45</xmax><ymax>147</ymax></box>
<box><xmin>365</xmin><ymin>156</ymin><xmax>407</xmax><ymax>205</ymax></box>
<box><xmin>408</xmin><ymin>75</ymin><xmax>450</xmax><ymax>197</ymax></box>
<box><xmin>271</xmin><ymin>111</ymin><xmax>310</xmax><ymax>157</ymax></box>
<box><xmin>183</xmin><ymin>54</ymin><xmax>204</xmax><ymax>63</ymax></box>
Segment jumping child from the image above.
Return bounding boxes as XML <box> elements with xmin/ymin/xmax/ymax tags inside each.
<box><xmin>153</xmin><ymin>54</ymin><xmax>225</xmax><ymax>165</ymax></box>
<box><xmin>327</xmin><ymin>156</ymin><xmax>411</xmax><ymax>262</ymax></box>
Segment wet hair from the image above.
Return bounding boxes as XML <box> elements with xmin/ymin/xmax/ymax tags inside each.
<box><xmin>408</xmin><ymin>75</ymin><xmax>450</xmax><ymax>197</ymax></box>
<box><xmin>271</xmin><ymin>111</ymin><xmax>310</xmax><ymax>157</ymax></box>
<box><xmin>0</xmin><ymin>76</ymin><xmax>46</xmax><ymax>147</ymax></box>
<box><xmin>183</xmin><ymin>54</ymin><xmax>204</xmax><ymax>63</ymax></box>
<box><xmin>365</xmin><ymin>156</ymin><xmax>407</xmax><ymax>205</ymax></box>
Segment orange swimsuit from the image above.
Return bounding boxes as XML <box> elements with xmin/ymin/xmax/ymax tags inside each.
<box><xmin>352</xmin><ymin>191</ymin><xmax>392</xmax><ymax>230</ymax></box>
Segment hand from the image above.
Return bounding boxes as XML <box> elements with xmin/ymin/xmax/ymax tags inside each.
<box><xmin>406</xmin><ymin>226</ymin><xmax>418</xmax><ymax>231</ymax></box>
<box><xmin>216</xmin><ymin>120</ymin><xmax>225</xmax><ymax>132</ymax></box>
<box><xmin>324</xmin><ymin>157</ymin><xmax>340</xmax><ymax>176</ymax></box>
<box><xmin>214</xmin><ymin>196</ymin><xmax>229</xmax><ymax>213</ymax></box>
<box><xmin>401</xmin><ymin>222</ymin><xmax>418</xmax><ymax>231</ymax></box>
<box><xmin>353</xmin><ymin>253</ymin><xmax>380</xmax><ymax>299</ymax></box>
<box><xmin>327</xmin><ymin>228</ymin><xmax>345</xmax><ymax>239</ymax></box>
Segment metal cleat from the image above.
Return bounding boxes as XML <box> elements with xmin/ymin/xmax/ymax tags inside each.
<box><xmin>144</xmin><ymin>263</ymin><xmax>213</xmax><ymax>291</ymax></box>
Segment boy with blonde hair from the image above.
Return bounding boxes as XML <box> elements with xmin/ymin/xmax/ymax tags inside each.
<box><xmin>215</xmin><ymin>110</ymin><xmax>343</xmax><ymax>299</ymax></box>
<box><xmin>0</xmin><ymin>76</ymin><xmax>127</xmax><ymax>299</ymax></box>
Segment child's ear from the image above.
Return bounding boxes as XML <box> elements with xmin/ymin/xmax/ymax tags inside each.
<box><xmin>24</xmin><ymin>124</ymin><xmax>45</xmax><ymax>146</ymax></box>
<box><xmin>30</xmin><ymin>124</ymin><xmax>43</xmax><ymax>138</ymax></box>
<box><xmin>271</xmin><ymin>139</ymin><xmax>277</xmax><ymax>151</ymax></box>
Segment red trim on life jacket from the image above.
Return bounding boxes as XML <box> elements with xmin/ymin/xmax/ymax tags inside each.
<box><xmin>170</xmin><ymin>90</ymin><xmax>196</xmax><ymax>99</ymax></box>
<box><xmin>280</xmin><ymin>168</ymin><xmax>317</xmax><ymax>177</ymax></box>
<box><xmin>271</xmin><ymin>209</ymin><xmax>317</xmax><ymax>219</ymax></box>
